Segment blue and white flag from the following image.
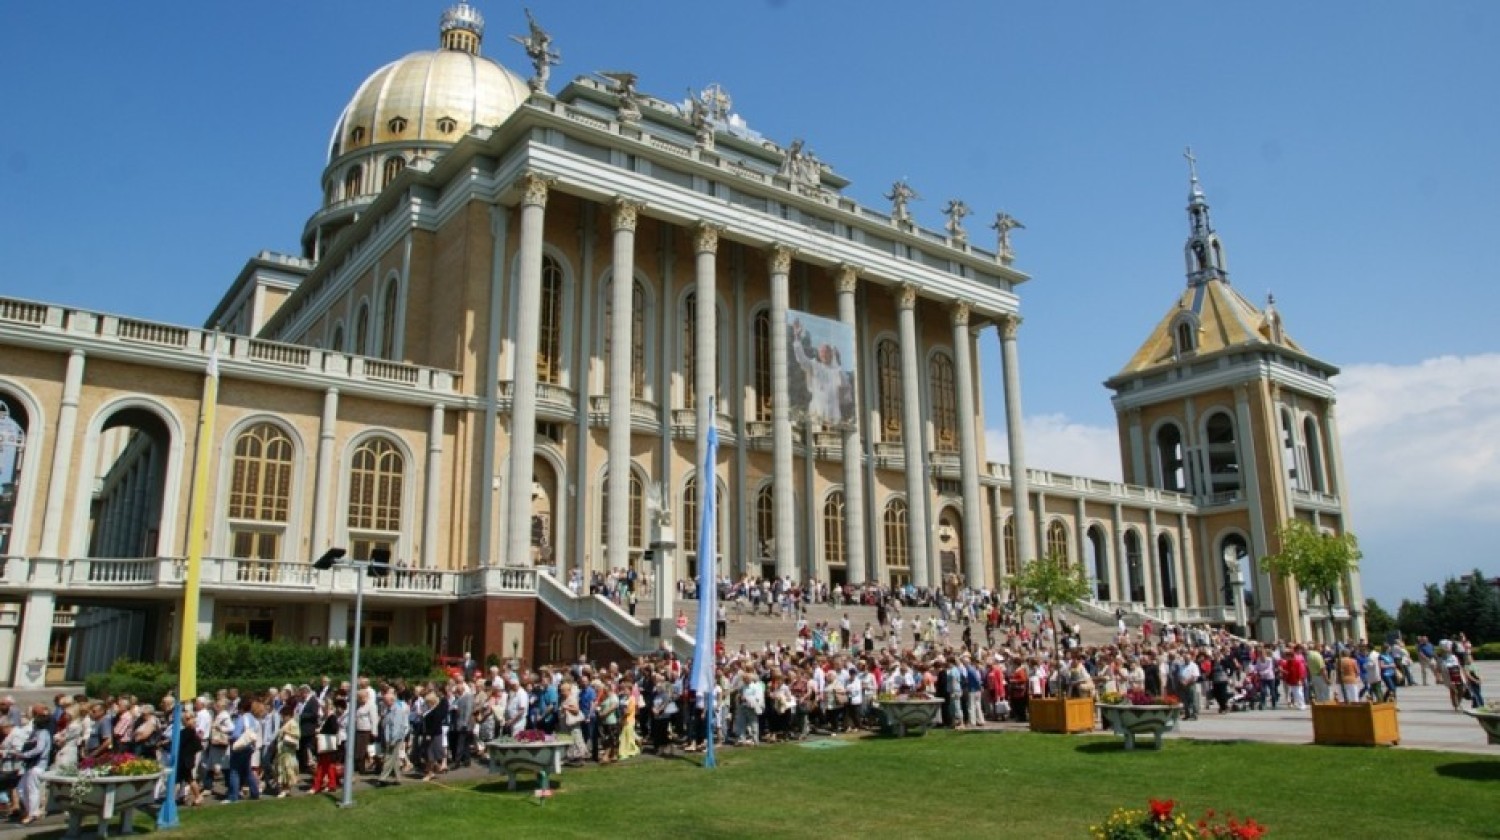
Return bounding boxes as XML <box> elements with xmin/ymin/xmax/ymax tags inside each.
<box><xmin>690</xmin><ymin>399</ymin><xmax>720</xmax><ymax>698</ymax></box>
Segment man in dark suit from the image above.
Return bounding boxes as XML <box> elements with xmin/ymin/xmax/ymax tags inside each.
<box><xmin>296</xmin><ymin>684</ymin><xmax>321</xmax><ymax>774</ymax></box>
<box><xmin>461</xmin><ymin>651</ymin><xmax>478</xmax><ymax>682</ymax></box>
<box><xmin>450</xmin><ymin>683</ymin><xmax>475</xmax><ymax>767</ymax></box>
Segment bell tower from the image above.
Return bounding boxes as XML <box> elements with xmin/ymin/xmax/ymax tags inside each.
<box><xmin>1104</xmin><ymin>152</ymin><xmax>1364</xmax><ymax>642</ymax></box>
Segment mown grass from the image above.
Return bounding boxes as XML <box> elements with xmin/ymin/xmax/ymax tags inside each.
<box><xmin>80</xmin><ymin>731</ymin><xmax>1500</xmax><ymax>839</ymax></box>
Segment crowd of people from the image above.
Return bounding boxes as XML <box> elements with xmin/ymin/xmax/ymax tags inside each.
<box><xmin>0</xmin><ymin>594</ymin><xmax>1486</xmax><ymax>822</ymax></box>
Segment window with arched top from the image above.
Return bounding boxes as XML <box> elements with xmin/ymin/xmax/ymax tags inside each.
<box><xmin>1303</xmin><ymin>416</ymin><xmax>1327</xmax><ymax>493</ymax></box>
<box><xmin>752</xmin><ymin>309</ymin><xmax>772</xmax><ymax>422</ymax></box>
<box><xmin>353</xmin><ymin>304</ymin><xmax>370</xmax><ymax>356</ymax></box>
<box><xmin>381</xmin><ymin>156</ymin><xmax>406</xmax><ymax>189</ymax></box>
<box><xmin>436</xmin><ymin>116</ymin><xmax>457</xmax><ymax>134</ymax></box>
<box><xmin>681</xmin><ymin>292</ymin><xmax>722</xmax><ymax>410</ymax></box>
<box><xmin>883</xmin><ymin>499</ymin><xmax>909</xmax><ymax>582</ymax></box>
<box><xmin>930</xmin><ymin>352</ymin><xmax>958</xmax><ymax>452</ymax></box>
<box><xmin>228</xmin><ymin>423</ymin><xmax>294</xmax><ymax>567</ymax></box>
<box><xmin>343</xmin><ymin>165</ymin><xmax>363</xmax><ymax>200</ymax></box>
<box><xmin>755</xmin><ymin>484</ymin><xmax>775</xmax><ymax>559</ymax></box>
<box><xmin>1175</xmin><ymin>321</ymin><xmax>1196</xmax><ymax>355</ymax></box>
<box><xmin>348</xmin><ymin>437</ymin><xmax>404</xmax><ymax>561</ymax></box>
<box><xmin>823</xmin><ymin>491</ymin><xmax>846</xmax><ymax>569</ymax></box>
<box><xmin>547</xmin><ymin>631</ymin><xmax>563</xmax><ymax>664</ymax></box>
<box><xmin>387</xmin><ymin>116</ymin><xmax>408</xmax><ymax>134</ymax></box>
<box><xmin>1281</xmin><ymin>409</ymin><xmax>1301</xmax><ymax>489</ymax></box>
<box><xmin>681</xmin><ymin>474</ymin><xmax>723</xmax><ymax>577</ymax></box>
<box><xmin>1086</xmin><ymin>525</ymin><xmax>1110</xmax><ymax>601</ymax></box>
<box><xmin>1002</xmin><ymin>516</ymin><xmax>1018</xmax><ymax>578</ymax></box>
<box><xmin>877</xmin><ymin>339</ymin><xmax>902</xmax><ymax>443</ymax></box>
<box><xmin>575</xmin><ymin>629</ymin><xmax>592</xmax><ymax>660</ymax></box>
<box><xmin>599</xmin><ymin>468</ymin><xmax>645</xmax><ymax>552</ymax></box>
<box><xmin>1205</xmin><ymin>412</ymin><xmax>1242</xmax><ymax>497</ymax></box>
<box><xmin>1155</xmin><ymin>422</ymin><xmax>1187</xmax><ymax>492</ymax></box>
<box><xmin>602</xmin><ymin>277</ymin><xmax>647</xmax><ymax>399</ymax></box>
<box><xmin>1124</xmin><ymin>530</ymin><xmax>1145</xmax><ymax>602</ymax></box>
<box><xmin>1219</xmin><ymin>533</ymin><xmax>1249</xmax><ymax>607</ymax></box>
<box><xmin>537</xmin><ymin>256</ymin><xmax>564</xmax><ymax>385</ymax></box>
<box><xmin>0</xmin><ymin>396</ymin><xmax>30</xmax><ymax>555</ymax></box>
<box><xmin>378</xmin><ymin>280</ymin><xmax>399</xmax><ymax>360</ymax></box>
<box><xmin>1157</xmin><ymin>533</ymin><xmax>1178</xmax><ymax>608</ymax></box>
<box><xmin>1046</xmin><ymin>520</ymin><xmax>1069</xmax><ymax>562</ymax></box>
<box><xmin>330</xmin><ymin>324</ymin><xmax>345</xmax><ymax>354</ymax></box>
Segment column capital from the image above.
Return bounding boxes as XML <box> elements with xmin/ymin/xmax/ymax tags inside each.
<box><xmin>894</xmin><ymin>282</ymin><xmax>918</xmax><ymax>311</ymax></box>
<box><xmin>950</xmin><ymin>299</ymin><xmax>973</xmax><ymax>327</ymax></box>
<box><xmin>612</xmin><ymin>196</ymin><xmax>644</xmax><ymax>231</ymax></box>
<box><xmin>693</xmin><ymin>222</ymin><xmax>723</xmax><ymax>254</ymax></box>
<box><xmin>768</xmin><ymin>244</ymin><xmax>794</xmax><ymax>275</ymax></box>
<box><xmin>519</xmin><ymin>171</ymin><xmax>554</xmax><ymax>207</ymax></box>
<box><xmin>835</xmin><ymin>263</ymin><xmax>860</xmax><ymax>295</ymax></box>
<box><xmin>998</xmin><ymin>312</ymin><xmax>1023</xmax><ymax>340</ymax></box>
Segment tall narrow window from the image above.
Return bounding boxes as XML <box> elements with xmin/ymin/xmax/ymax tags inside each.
<box><xmin>1046</xmin><ymin>520</ymin><xmax>1069</xmax><ymax>562</ymax></box>
<box><xmin>823</xmin><ymin>491</ymin><xmax>846</xmax><ymax>569</ymax></box>
<box><xmin>1303</xmin><ymin>417</ymin><xmax>1327</xmax><ymax>493</ymax></box>
<box><xmin>1175</xmin><ymin>321</ymin><xmax>1196</xmax><ymax>355</ymax></box>
<box><xmin>1281</xmin><ymin>409</ymin><xmax>1301</xmax><ymax>489</ymax></box>
<box><xmin>883</xmin><ymin>498</ymin><xmax>909</xmax><ymax>578</ymax></box>
<box><xmin>683</xmin><ymin>292</ymin><xmax>698</xmax><ymax>409</ymax></box>
<box><xmin>1087</xmin><ymin>525</ymin><xmax>1110</xmax><ymax>601</ymax></box>
<box><xmin>600</xmin><ymin>469</ymin><xmax>645</xmax><ymax>550</ymax></box>
<box><xmin>602</xmin><ymin>278</ymin><xmax>646</xmax><ymax>399</ymax></box>
<box><xmin>877</xmin><ymin>339</ymin><xmax>902</xmax><ymax>443</ymax></box>
<box><xmin>343</xmin><ymin>165</ymin><xmax>363</xmax><ymax>200</ymax></box>
<box><xmin>755</xmin><ymin>484</ymin><xmax>775</xmax><ymax>558</ymax></box>
<box><xmin>1219</xmin><ymin>533</ymin><xmax>1249</xmax><ymax>607</ymax></box>
<box><xmin>537</xmin><ymin>256</ymin><xmax>563</xmax><ymax>385</ymax></box>
<box><xmin>1155</xmin><ymin>423</ymin><xmax>1186</xmax><ymax>492</ymax></box>
<box><xmin>381</xmin><ymin>155</ymin><xmax>406</xmax><ymax>188</ymax></box>
<box><xmin>1124</xmin><ymin>530</ymin><xmax>1145</xmax><ymax>602</ymax></box>
<box><xmin>378</xmin><ymin>281</ymin><xmax>399</xmax><ymax>360</ymax></box>
<box><xmin>1205</xmin><ymin>412</ymin><xmax>1242</xmax><ymax>496</ymax></box>
<box><xmin>930</xmin><ymin>352</ymin><xmax>957</xmax><ymax>451</ymax></box>
<box><xmin>228</xmin><ymin>423</ymin><xmax>293</xmax><ymax>574</ymax></box>
<box><xmin>1002</xmin><ymin>516</ymin><xmax>1018</xmax><ymax>578</ymax></box>
<box><xmin>348</xmin><ymin>437</ymin><xmax>404</xmax><ymax>561</ymax></box>
<box><xmin>682</xmin><ymin>474</ymin><xmax>721</xmax><ymax>577</ymax></box>
<box><xmin>353</xmin><ymin>304</ymin><xmax>370</xmax><ymax>356</ymax></box>
<box><xmin>0</xmin><ymin>397</ymin><xmax>29</xmax><ymax>556</ymax></box>
<box><xmin>753</xmin><ymin>309</ymin><xmax>772</xmax><ymax>422</ymax></box>
<box><xmin>331</xmin><ymin>324</ymin><xmax>345</xmax><ymax>354</ymax></box>
<box><xmin>1157</xmin><ymin>533</ymin><xmax>1178</xmax><ymax>608</ymax></box>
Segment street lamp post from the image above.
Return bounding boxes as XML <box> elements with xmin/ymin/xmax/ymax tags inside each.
<box><xmin>312</xmin><ymin>546</ymin><xmax>390</xmax><ymax>809</ymax></box>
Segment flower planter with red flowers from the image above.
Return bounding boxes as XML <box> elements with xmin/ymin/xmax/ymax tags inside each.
<box><xmin>1097</xmin><ymin>693</ymin><xmax>1183</xmax><ymax>751</ymax></box>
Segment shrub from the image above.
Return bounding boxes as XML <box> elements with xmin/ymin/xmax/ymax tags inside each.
<box><xmin>1473</xmin><ymin>642</ymin><xmax>1500</xmax><ymax>661</ymax></box>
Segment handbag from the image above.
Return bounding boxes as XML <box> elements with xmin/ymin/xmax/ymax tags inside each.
<box><xmin>210</xmin><ymin>729</ymin><xmax>229</xmax><ymax>748</ymax></box>
<box><xmin>316</xmin><ymin>734</ymin><xmax>340</xmax><ymax>753</ymax></box>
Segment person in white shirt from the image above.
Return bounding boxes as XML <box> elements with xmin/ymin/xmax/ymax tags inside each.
<box><xmin>504</xmin><ymin>679</ymin><xmax>530</xmax><ymax>737</ymax></box>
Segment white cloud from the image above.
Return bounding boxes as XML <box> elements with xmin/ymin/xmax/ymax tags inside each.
<box><xmin>986</xmin><ymin>413</ymin><xmax>1123</xmax><ymax>481</ymax></box>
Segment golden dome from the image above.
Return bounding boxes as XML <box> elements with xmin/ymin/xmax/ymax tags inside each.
<box><xmin>327</xmin><ymin>48</ymin><xmax>530</xmax><ymax>163</ymax></box>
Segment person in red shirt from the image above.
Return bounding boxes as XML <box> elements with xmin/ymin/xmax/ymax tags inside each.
<box><xmin>1280</xmin><ymin>645</ymin><xmax>1308</xmax><ymax>710</ymax></box>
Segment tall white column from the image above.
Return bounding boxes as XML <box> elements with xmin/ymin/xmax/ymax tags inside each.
<box><xmin>835</xmin><ymin>267</ymin><xmax>867</xmax><ymax>585</ymax></box>
<box><xmin>1147</xmin><ymin>508</ymin><xmax>1163</xmax><ymax>607</ymax></box>
<box><xmin>768</xmin><ymin>245</ymin><xmax>796</xmax><ymax>580</ymax></box>
<box><xmin>693</xmin><ymin>224</ymin><xmax>721</xmax><ymax>580</ymax></box>
<box><xmin>998</xmin><ymin>315</ymin><xmax>1034</xmax><ymax>566</ymax></box>
<box><xmin>951</xmin><ymin>302</ymin><xmax>984</xmax><ymax>589</ymax></box>
<box><xmin>606</xmin><ymin>198</ymin><xmax>642</xmax><ymax>577</ymax></box>
<box><xmin>310</xmin><ymin>388</ymin><xmax>339</xmax><ymax>556</ymax></box>
<box><xmin>505</xmin><ymin>172</ymin><xmax>551</xmax><ymax>567</ymax></box>
<box><xmin>894</xmin><ymin>284</ymin><xmax>931</xmax><ymax>588</ymax></box>
<box><xmin>39</xmin><ymin>350</ymin><xmax>85</xmax><ymax>557</ymax></box>
<box><xmin>12</xmin><ymin>591</ymin><xmax>56</xmax><ymax>688</ymax></box>
<box><xmin>423</xmin><ymin>404</ymin><xmax>444</xmax><ymax>569</ymax></box>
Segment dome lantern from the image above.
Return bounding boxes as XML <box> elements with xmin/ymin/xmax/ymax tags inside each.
<box><xmin>439</xmin><ymin>2</ymin><xmax>484</xmax><ymax>55</ymax></box>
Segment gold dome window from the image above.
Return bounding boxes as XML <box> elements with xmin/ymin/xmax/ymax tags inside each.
<box><xmin>388</xmin><ymin>116</ymin><xmax>408</xmax><ymax>134</ymax></box>
<box><xmin>350</xmin><ymin>126</ymin><xmax>366</xmax><ymax>144</ymax></box>
<box><xmin>436</xmin><ymin>116</ymin><xmax>457</xmax><ymax>134</ymax></box>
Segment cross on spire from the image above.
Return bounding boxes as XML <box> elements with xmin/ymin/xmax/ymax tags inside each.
<box><xmin>1183</xmin><ymin>146</ymin><xmax>1199</xmax><ymax>183</ymax></box>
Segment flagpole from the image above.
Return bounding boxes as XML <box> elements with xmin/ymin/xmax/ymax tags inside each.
<box><xmin>160</xmin><ymin>333</ymin><xmax>219</xmax><ymax>830</ymax></box>
<box><xmin>691</xmin><ymin>396</ymin><xmax>720</xmax><ymax>769</ymax></box>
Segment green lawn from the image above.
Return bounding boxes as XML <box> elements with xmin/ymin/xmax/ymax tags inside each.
<box><xmin>118</xmin><ymin>733</ymin><xmax>1499</xmax><ymax>838</ymax></box>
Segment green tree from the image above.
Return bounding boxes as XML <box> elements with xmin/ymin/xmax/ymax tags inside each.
<box><xmin>1364</xmin><ymin>598</ymin><xmax>1397</xmax><ymax>641</ymax></box>
<box><xmin>1006</xmin><ymin>550</ymin><xmax>1092</xmax><ymax>694</ymax></box>
<box><xmin>1260</xmin><ymin>519</ymin><xmax>1361</xmax><ymax>639</ymax></box>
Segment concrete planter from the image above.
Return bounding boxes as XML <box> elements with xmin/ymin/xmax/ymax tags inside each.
<box><xmin>1310</xmin><ymin>701</ymin><xmax>1400</xmax><ymax>746</ymax></box>
<box><xmin>1098</xmin><ymin>703</ymin><xmax>1182</xmax><ymax>750</ymax></box>
<box><xmin>41</xmin><ymin>771</ymin><xmax>163</xmax><ymax>838</ymax></box>
<box><xmin>878</xmin><ymin>698</ymin><xmax>943</xmax><ymax>737</ymax></box>
<box><xmin>1461</xmin><ymin>708</ymin><xmax>1500</xmax><ymax>745</ymax></box>
<box><xmin>1028</xmin><ymin>696</ymin><xmax>1096</xmax><ymax>734</ymax></box>
<box><xmin>485</xmin><ymin>740</ymin><xmax>566</xmax><ymax>792</ymax></box>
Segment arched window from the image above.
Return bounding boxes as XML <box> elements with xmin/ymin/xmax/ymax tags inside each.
<box><xmin>602</xmin><ymin>278</ymin><xmax>647</xmax><ymax>399</ymax></box>
<box><xmin>1157</xmin><ymin>533</ymin><xmax>1178</xmax><ymax>608</ymax></box>
<box><xmin>755</xmin><ymin>483</ymin><xmax>775</xmax><ymax>559</ymax></box>
<box><xmin>683</xmin><ymin>292</ymin><xmax>698</xmax><ymax>409</ymax></box>
<box><xmin>537</xmin><ymin>256</ymin><xmax>563</xmax><ymax>385</ymax></box>
<box><xmin>1219</xmin><ymin>533</ymin><xmax>1249</xmax><ymax>607</ymax></box>
<box><xmin>930</xmin><ymin>352</ymin><xmax>957</xmax><ymax>452</ymax></box>
<box><xmin>547</xmin><ymin>631</ymin><xmax>563</xmax><ymax>664</ymax></box>
<box><xmin>348</xmin><ymin>437</ymin><xmax>404</xmax><ymax>561</ymax></box>
<box><xmin>1155</xmin><ymin>423</ymin><xmax>1186</xmax><ymax>492</ymax></box>
<box><xmin>877</xmin><ymin>339</ymin><xmax>902</xmax><ymax>443</ymax></box>
<box><xmin>381</xmin><ymin>155</ymin><xmax>406</xmax><ymax>188</ymax></box>
<box><xmin>1087</xmin><ymin>525</ymin><xmax>1109</xmax><ymax>601</ymax></box>
<box><xmin>331</xmin><ymin>323</ymin><xmax>345</xmax><ymax>354</ymax></box>
<box><xmin>823</xmin><ymin>491</ymin><xmax>846</xmax><ymax>570</ymax></box>
<box><xmin>1303</xmin><ymin>417</ymin><xmax>1327</xmax><ymax>493</ymax></box>
<box><xmin>1046</xmin><ymin>520</ymin><xmax>1069</xmax><ymax>562</ymax></box>
<box><xmin>343</xmin><ymin>165</ymin><xmax>363</xmax><ymax>200</ymax></box>
<box><xmin>575</xmin><ymin>629</ymin><xmax>592</xmax><ymax>660</ymax></box>
<box><xmin>1124</xmin><ymin>530</ymin><xmax>1145</xmax><ymax>603</ymax></box>
<box><xmin>228</xmin><ymin>423</ymin><xmax>294</xmax><ymax>570</ymax></box>
<box><xmin>600</xmin><ymin>469</ymin><xmax>645</xmax><ymax>551</ymax></box>
<box><xmin>0</xmin><ymin>397</ymin><xmax>29</xmax><ymax>555</ymax></box>
<box><xmin>1204</xmin><ymin>412</ymin><xmax>1242</xmax><ymax>497</ymax></box>
<box><xmin>752</xmin><ymin>309</ymin><xmax>772</xmax><ymax>422</ymax></box>
<box><xmin>1002</xmin><ymin>516</ymin><xmax>1018</xmax><ymax>578</ymax></box>
<box><xmin>1281</xmin><ymin>409</ymin><xmax>1301</xmax><ymax>489</ymax></box>
<box><xmin>883</xmin><ymin>499</ymin><xmax>909</xmax><ymax>583</ymax></box>
<box><xmin>349</xmin><ymin>126</ymin><xmax>366</xmax><ymax>145</ymax></box>
<box><xmin>378</xmin><ymin>280</ymin><xmax>399</xmax><ymax>360</ymax></box>
<box><xmin>681</xmin><ymin>474</ymin><xmax>722</xmax><ymax>578</ymax></box>
<box><xmin>353</xmin><ymin>303</ymin><xmax>370</xmax><ymax>356</ymax></box>
<box><xmin>1175</xmin><ymin>321</ymin><xmax>1196</xmax><ymax>355</ymax></box>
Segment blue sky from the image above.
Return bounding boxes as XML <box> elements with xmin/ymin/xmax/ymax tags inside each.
<box><xmin>2</xmin><ymin>2</ymin><xmax>1496</xmax><ymax>609</ymax></box>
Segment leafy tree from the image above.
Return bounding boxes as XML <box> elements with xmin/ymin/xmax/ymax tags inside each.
<box><xmin>1397</xmin><ymin>570</ymin><xmax>1500</xmax><ymax>643</ymax></box>
<box><xmin>1259</xmin><ymin>519</ymin><xmax>1361</xmax><ymax>639</ymax></box>
<box><xmin>1364</xmin><ymin>598</ymin><xmax>1397</xmax><ymax>641</ymax></box>
<box><xmin>1007</xmin><ymin>550</ymin><xmax>1092</xmax><ymax>695</ymax></box>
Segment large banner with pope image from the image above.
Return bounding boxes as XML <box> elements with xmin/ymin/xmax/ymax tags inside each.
<box><xmin>787</xmin><ymin>310</ymin><xmax>856</xmax><ymax>428</ymax></box>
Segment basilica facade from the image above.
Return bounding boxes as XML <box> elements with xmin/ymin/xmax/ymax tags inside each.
<box><xmin>0</xmin><ymin>5</ymin><xmax>1362</xmax><ymax>687</ymax></box>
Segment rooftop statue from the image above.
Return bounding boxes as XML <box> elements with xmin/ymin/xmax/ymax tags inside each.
<box><xmin>779</xmin><ymin>139</ymin><xmax>825</xmax><ymax>196</ymax></box>
<box><xmin>943</xmin><ymin>199</ymin><xmax>971</xmax><ymax>244</ymax></box>
<box><xmin>511</xmin><ymin>8</ymin><xmax>560</xmax><ymax>93</ymax></box>
<box><xmin>599</xmin><ymin>71</ymin><xmax>641</xmax><ymax>122</ymax></box>
<box><xmin>886</xmin><ymin>179</ymin><xmax>919</xmax><ymax>228</ymax></box>
<box><xmin>991</xmin><ymin>211</ymin><xmax>1024</xmax><ymax>266</ymax></box>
